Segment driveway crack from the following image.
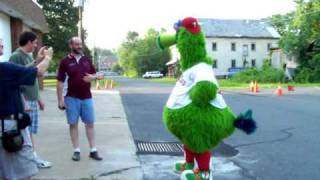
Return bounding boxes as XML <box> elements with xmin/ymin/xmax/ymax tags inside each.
<box><xmin>95</xmin><ymin>166</ymin><xmax>141</xmax><ymax>178</ymax></box>
<box><xmin>234</xmin><ymin>127</ymin><xmax>295</xmax><ymax>148</ymax></box>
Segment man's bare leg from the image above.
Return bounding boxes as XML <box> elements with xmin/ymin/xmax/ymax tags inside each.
<box><xmin>85</xmin><ymin>123</ymin><xmax>102</xmax><ymax>160</ymax></box>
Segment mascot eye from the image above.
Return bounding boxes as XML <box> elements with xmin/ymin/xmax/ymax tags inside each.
<box><xmin>174</xmin><ymin>20</ymin><xmax>182</xmax><ymax>31</ymax></box>
<box><xmin>193</xmin><ymin>22</ymin><xmax>197</xmax><ymax>27</ymax></box>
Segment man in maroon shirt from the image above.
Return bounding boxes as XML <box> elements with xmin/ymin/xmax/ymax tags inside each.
<box><xmin>56</xmin><ymin>37</ymin><xmax>103</xmax><ymax>161</ymax></box>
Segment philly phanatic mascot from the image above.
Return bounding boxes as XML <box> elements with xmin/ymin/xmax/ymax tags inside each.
<box><xmin>157</xmin><ymin>17</ymin><xmax>257</xmax><ymax>180</ymax></box>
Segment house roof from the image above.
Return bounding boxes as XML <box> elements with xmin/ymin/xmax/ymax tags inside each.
<box><xmin>166</xmin><ymin>58</ymin><xmax>178</xmax><ymax>66</ymax></box>
<box><xmin>0</xmin><ymin>0</ymin><xmax>48</xmax><ymax>33</ymax></box>
<box><xmin>198</xmin><ymin>18</ymin><xmax>280</xmax><ymax>39</ymax></box>
<box><xmin>101</xmin><ymin>55</ymin><xmax>118</xmax><ymax>63</ymax></box>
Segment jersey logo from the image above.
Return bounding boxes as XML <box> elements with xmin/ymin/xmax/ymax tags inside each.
<box><xmin>69</xmin><ymin>63</ymin><xmax>76</xmax><ymax>67</ymax></box>
<box><xmin>178</xmin><ymin>76</ymin><xmax>186</xmax><ymax>86</ymax></box>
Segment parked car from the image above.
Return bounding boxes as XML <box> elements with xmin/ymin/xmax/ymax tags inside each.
<box><xmin>142</xmin><ymin>71</ymin><xmax>164</xmax><ymax>78</ymax></box>
<box><xmin>227</xmin><ymin>67</ymin><xmax>243</xmax><ymax>77</ymax></box>
<box><xmin>104</xmin><ymin>71</ymin><xmax>120</xmax><ymax>76</ymax></box>
<box><xmin>214</xmin><ymin>68</ymin><xmax>243</xmax><ymax>79</ymax></box>
<box><xmin>97</xmin><ymin>71</ymin><xmax>120</xmax><ymax>77</ymax></box>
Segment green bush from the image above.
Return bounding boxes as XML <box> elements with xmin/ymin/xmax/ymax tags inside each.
<box><xmin>231</xmin><ymin>59</ymin><xmax>285</xmax><ymax>83</ymax></box>
<box><xmin>231</xmin><ymin>68</ymin><xmax>259</xmax><ymax>83</ymax></box>
<box><xmin>294</xmin><ymin>68</ymin><xmax>312</xmax><ymax>83</ymax></box>
<box><xmin>294</xmin><ymin>54</ymin><xmax>320</xmax><ymax>83</ymax></box>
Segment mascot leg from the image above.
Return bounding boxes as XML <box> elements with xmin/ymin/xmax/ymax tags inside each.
<box><xmin>175</xmin><ymin>145</ymin><xmax>195</xmax><ymax>173</ymax></box>
<box><xmin>195</xmin><ymin>151</ymin><xmax>211</xmax><ymax>171</ymax></box>
<box><xmin>181</xmin><ymin>150</ymin><xmax>211</xmax><ymax>180</ymax></box>
<box><xmin>184</xmin><ymin>145</ymin><xmax>196</xmax><ymax>164</ymax></box>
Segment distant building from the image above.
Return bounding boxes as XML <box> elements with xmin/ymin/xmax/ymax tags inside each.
<box><xmin>165</xmin><ymin>18</ymin><xmax>282</xmax><ymax>77</ymax></box>
<box><xmin>0</xmin><ymin>0</ymin><xmax>48</xmax><ymax>62</ymax></box>
<box><xmin>271</xmin><ymin>48</ymin><xmax>298</xmax><ymax>80</ymax></box>
<box><xmin>199</xmin><ymin>18</ymin><xmax>281</xmax><ymax>75</ymax></box>
<box><xmin>166</xmin><ymin>46</ymin><xmax>179</xmax><ymax>77</ymax></box>
<box><xmin>97</xmin><ymin>55</ymin><xmax>118</xmax><ymax>71</ymax></box>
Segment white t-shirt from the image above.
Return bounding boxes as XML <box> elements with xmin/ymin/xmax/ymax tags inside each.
<box><xmin>74</xmin><ymin>54</ymin><xmax>82</xmax><ymax>63</ymax></box>
<box><xmin>63</xmin><ymin>75</ymin><xmax>68</xmax><ymax>96</ymax></box>
<box><xmin>166</xmin><ymin>63</ymin><xmax>227</xmax><ymax>109</ymax></box>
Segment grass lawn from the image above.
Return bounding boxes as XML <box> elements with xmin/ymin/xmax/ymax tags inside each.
<box><xmin>43</xmin><ymin>79</ymin><xmax>57</xmax><ymax>87</ymax></box>
<box><xmin>43</xmin><ymin>79</ymin><xmax>119</xmax><ymax>88</ymax></box>
<box><xmin>149</xmin><ymin>77</ymin><xmax>177</xmax><ymax>84</ymax></box>
<box><xmin>148</xmin><ymin>77</ymin><xmax>320</xmax><ymax>89</ymax></box>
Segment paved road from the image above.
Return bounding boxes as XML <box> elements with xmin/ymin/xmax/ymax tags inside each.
<box><xmin>115</xmin><ymin>77</ymin><xmax>320</xmax><ymax>180</ymax></box>
<box><xmin>116</xmin><ymin>77</ymin><xmax>176</xmax><ymax>142</ymax></box>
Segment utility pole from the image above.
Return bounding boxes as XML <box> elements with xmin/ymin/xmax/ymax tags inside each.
<box><xmin>78</xmin><ymin>0</ymin><xmax>85</xmax><ymax>42</ymax></box>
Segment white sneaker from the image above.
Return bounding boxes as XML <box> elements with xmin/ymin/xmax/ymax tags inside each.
<box><xmin>36</xmin><ymin>158</ymin><xmax>52</xmax><ymax>168</ymax></box>
<box><xmin>34</xmin><ymin>153</ymin><xmax>52</xmax><ymax>168</ymax></box>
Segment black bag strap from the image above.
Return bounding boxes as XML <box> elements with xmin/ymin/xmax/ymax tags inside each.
<box><xmin>1</xmin><ymin>93</ymin><xmax>21</xmax><ymax>135</ymax></box>
<box><xmin>1</xmin><ymin>118</ymin><xmax>4</xmax><ymax>134</ymax></box>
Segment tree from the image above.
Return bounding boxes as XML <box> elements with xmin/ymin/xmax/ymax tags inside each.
<box><xmin>111</xmin><ymin>63</ymin><xmax>123</xmax><ymax>73</ymax></box>
<box><xmin>37</xmin><ymin>0</ymin><xmax>91</xmax><ymax>72</ymax></box>
<box><xmin>269</xmin><ymin>12</ymin><xmax>295</xmax><ymax>36</ymax></box>
<box><xmin>93</xmin><ymin>48</ymin><xmax>116</xmax><ymax>57</ymax></box>
<box><xmin>118</xmin><ymin>31</ymin><xmax>140</xmax><ymax>77</ymax></box>
<box><xmin>117</xmin><ymin>29</ymin><xmax>171</xmax><ymax>77</ymax></box>
<box><xmin>270</xmin><ymin>0</ymin><xmax>320</xmax><ymax>82</ymax></box>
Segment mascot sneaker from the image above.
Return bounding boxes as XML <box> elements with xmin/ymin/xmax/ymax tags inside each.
<box><xmin>181</xmin><ymin>169</ymin><xmax>211</xmax><ymax>180</ymax></box>
<box><xmin>175</xmin><ymin>161</ymin><xmax>195</xmax><ymax>173</ymax></box>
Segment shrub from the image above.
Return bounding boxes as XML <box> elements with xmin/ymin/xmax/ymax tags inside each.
<box><xmin>231</xmin><ymin>59</ymin><xmax>285</xmax><ymax>83</ymax></box>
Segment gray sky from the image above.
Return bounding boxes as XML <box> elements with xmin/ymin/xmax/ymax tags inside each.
<box><xmin>83</xmin><ymin>0</ymin><xmax>296</xmax><ymax>49</ymax></box>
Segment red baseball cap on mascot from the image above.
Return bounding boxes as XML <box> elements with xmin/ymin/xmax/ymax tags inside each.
<box><xmin>181</xmin><ymin>17</ymin><xmax>201</xmax><ymax>34</ymax></box>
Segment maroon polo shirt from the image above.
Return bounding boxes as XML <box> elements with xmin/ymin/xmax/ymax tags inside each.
<box><xmin>57</xmin><ymin>54</ymin><xmax>96</xmax><ymax>99</ymax></box>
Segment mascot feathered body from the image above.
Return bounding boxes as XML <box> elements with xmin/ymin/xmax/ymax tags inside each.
<box><xmin>157</xmin><ymin>17</ymin><xmax>257</xmax><ymax>180</ymax></box>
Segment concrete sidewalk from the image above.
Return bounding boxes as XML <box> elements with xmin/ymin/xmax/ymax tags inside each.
<box><xmin>34</xmin><ymin>89</ymin><xmax>143</xmax><ymax>180</ymax></box>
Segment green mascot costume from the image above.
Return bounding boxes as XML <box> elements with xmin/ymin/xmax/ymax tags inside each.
<box><xmin>157</xmin><ymin>17</ymin><xmax>257</xmax><ymax>180</ymax></box>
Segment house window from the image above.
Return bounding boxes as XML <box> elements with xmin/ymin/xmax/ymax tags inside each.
<box><xmin>231</xmin><ymin>43</ymin><xmax>236</xmax><ymax>51</ymax></box>
<box><xmin>251</xmin><ymin>59</ymin><xmax>256</xmax><ymax>67</ymax></box>
<box><xmin>231</xmin><ymin>59</ymin><xmax>236</xmax><ymax>68</ymax></box>
<box><xmin>251</xmin><ymin>43</ymin><xmax>256</xmax><ymax>51</ymax></box>
<box><xmin>212</xmin><ymin>59</ymin><xmax>218</xmax><ymax>68</ymax></box>
<box><xmin>267</xmin><ymin>43</ymin><xmax>272</xmax><ymax>50</ymax></box>
<box><xmin>212</xmin><ymin>42</ymin><xmax>217</xmax><ymax>51</ymax></box>
<box><xmin>243</xmin><ymin>45</ymin><xmax>249</xmax><ymax>56</ymax></box>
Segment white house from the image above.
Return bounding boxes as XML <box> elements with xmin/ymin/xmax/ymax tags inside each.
<box><xmin>0</xmin><ymin>0</ymin><xmax>48</xmax><ymax>62</ymax></box>
<box><xmin>198</xmin><ymin>19</ymin><xmax>281</xmax><ymax>75</ymax></box>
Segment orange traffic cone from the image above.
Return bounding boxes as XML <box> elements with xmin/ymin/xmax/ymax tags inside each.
<box><xmin>104</xmin><ymin>80</ymin><xmax>109</xmax><ymax>89</ymax></box>
<box><xmin>249</xmin><ymin>81</ymin><xmax>254</xmax><ymax>92</ymax></box>
<box><xmin>110</xmin><ymin>80</ymin><xmax>114</xmax><ymax>89</ymax></box>
<box><xmin>95</xmin><ymin>80</ymin><xmax>101</xmax><ymax>90</ymax></box>
<box><xmin>253</xmin><ymin>81</ymin><xmax>259</xmax><ymax>93</ymax></box>
<box><xmin>276</xmin><ymin>84</ymin><xmax>283</xmax><ymax>96</ymax></box>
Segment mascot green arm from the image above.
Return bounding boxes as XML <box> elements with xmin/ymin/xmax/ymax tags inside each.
<box><xmin>189</xmin><ymin>81</ymin><xmax>218</xmax><ymax>108</ymax></box>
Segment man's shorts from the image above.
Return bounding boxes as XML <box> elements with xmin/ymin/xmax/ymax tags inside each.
<box><xmin>26</xmin><ymin>100</ymin><xmax>39</xmax><ymax>134</ymax></box>
<box><xmin>64</xmin><ymin>96</ymin><xmax>96</xmax><ymax>125</ymax></box>
<box><xmin>0</xmin><ymin>129</ymin><xmax>38</xmax><ymax>179</ymax></box>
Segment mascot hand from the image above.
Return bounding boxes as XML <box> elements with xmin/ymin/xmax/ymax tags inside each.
<box><xmin>234</xmin><ymin>109</ymin><xmax>257</xmax><ymax>134</ymax></box>
<box><xmin>189</xmin><ymin>81</ymin><xmax>217</xmax><ymax>108</ymax></box>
